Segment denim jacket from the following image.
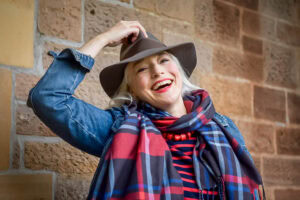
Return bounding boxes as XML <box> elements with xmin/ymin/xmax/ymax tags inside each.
<box><xmin>27</xmin><ymin>48</ymin><xmax>255</xmax><ymax>197</ymax></box>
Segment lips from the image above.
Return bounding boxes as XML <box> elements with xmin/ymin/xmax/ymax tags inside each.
<box><xmin>151</xmin><ymin>78</ymin><xmax>173</xmax><ymax>91</ymax></box>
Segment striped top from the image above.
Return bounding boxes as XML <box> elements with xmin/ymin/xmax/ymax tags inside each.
<box><xmin>166</xmin><ymin>135</ymin><xmax>219</xmax><ymax>200</ymax></box>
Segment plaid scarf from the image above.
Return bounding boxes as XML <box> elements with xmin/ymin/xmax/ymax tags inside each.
<box><xmin>89</xmin><ymin>89</ymin><xmax>264</xmax><ymax>200</ymax></box>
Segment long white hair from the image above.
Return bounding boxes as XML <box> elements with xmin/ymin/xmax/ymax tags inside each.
<box><xmin>108</xmin><ymin>51</ymin><xmax>201</xmax><ymax>108</ymax></box>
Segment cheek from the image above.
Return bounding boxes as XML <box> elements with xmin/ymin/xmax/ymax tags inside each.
<box><xmin>131</xmin><ymin>76</ymin><xmax>150</xmax><ymax>95</ymax></box>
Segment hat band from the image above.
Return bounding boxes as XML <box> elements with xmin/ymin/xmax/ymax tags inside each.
<box><xmin>121</xmin><ymin>39</ymin><xmax>167</xmax><ymax>61</ymax></box>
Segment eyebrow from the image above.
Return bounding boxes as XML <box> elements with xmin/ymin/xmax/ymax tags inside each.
<box><xmin>133</xmin><ymin>52</ymin><xmax>168</xmax><ymax>68</ymax></box>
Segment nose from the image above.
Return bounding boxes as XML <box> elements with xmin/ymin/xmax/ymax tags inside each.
<box><xmin>151</xmin><ymin>64</ymin><xmax>164</xmax><ymax>78</ymax></box>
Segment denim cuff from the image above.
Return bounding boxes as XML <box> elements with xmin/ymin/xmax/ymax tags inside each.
<box><xmin>48</xmin><ymin>48</ymin><xmax>95</xmax><ymax>71</ymax></box>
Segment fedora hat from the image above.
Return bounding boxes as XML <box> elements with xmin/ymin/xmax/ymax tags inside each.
<box><xmin>99</xmin><ymin>31</ymin><xmax>197</xmax><ymax>98</ymax></box>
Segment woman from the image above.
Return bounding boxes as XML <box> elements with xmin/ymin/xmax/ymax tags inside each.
<box><xmin>28</xmin><ymin>21</ymin><xmax>265</xmax><ymax>200</ymax></box>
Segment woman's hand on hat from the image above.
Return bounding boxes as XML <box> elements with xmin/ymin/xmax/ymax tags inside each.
<box><xmin>77</xmin><ymin>21</ymin><xmax>147</xmax><ymax>58</ymax></box>
<box><xmin>103</xmin><ymin>21</ymin><xmax>148</xmax><ymax>47</ymax></box>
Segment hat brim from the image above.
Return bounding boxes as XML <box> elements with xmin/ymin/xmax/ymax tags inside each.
<box><xmin>100</xmin><ymin>42</ymin><xmax>197</xmax><ymax>98</ymax></box>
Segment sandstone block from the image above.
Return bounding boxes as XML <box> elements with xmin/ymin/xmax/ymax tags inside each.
<box><xmin>195</xmin><ymin>0</ymin><xmax>240</xmax><ymax>47</ymax></box>
<box><xmin>222</xmin><ymin>0</ymin><xmax>258</xmax><ymax>10</ymax></box>
<box><xmin>15</xmin><ymin>73</ymin><xmax>40</xmax><ymax>101</ymax></box>
<box><xmin>87</xmin><ymin>50</ymin><xmax>120</xmax><ymax>82</ymax></box>
<box><xmin>242</xmin><ymin>35</ymin><xmax>263</xmax><ymax>55</ymax></box>
<box><xmin>55</xmin><ymin>174</ymin><xmax>93</xmax><ymax>200</ymax></box>
<box><xmin>274</xmin><ymin>189</ymin><xmax>300</xmax><ymax>200</ymax></box>
<box><xmin>134</xmin><ymin>0</ymin><xmax>156</xmax><ymax>12</ymax></box>
<box><xmin>12</xmin><ymin>141</ymin><xmax>20</xmax><ymax>169</ymax></box>
<box><xmin>252</xmin><ymin>155</ymin><xmax>261</xmax><ymax>174</ymax></box>
<box><xmin>38</xmin><ymin>0</ymin><xmax>82</xmax><ymax>42</ymax></box>
<box><xmin>199</xmin><ymin>75</ymin><xmax>252</xmax><ymax>117</ymax></box>
<box><xmin>16</xmin><ymin>104</ymin><xmax>55</xmax><ymax>136</ymax></box>
<box><xmin>0</xmin><ymin>174</ymin><xmax>52</xmax><ymax>199</ymax></box>
<box><xmin>264</xmin><ymin>187</ymin><xmax>275</xmax><ymax>200</ymax></box>
<box><xmin>74</xmin><ymin>80</ymin><xmax>110</xmax><ymax>109</ymax></box>
<box><xmin>162</xmin><ymin>32</ymin><xmax>213</xmax><ymax>74</ymax></box>
<box><xmin>24</xmin><ymin>142</ymin><xmax>99</xmax><ymax>175</ymax></box>
<box><xmin>277</xmin><ymin>22</ymin><xmax>300</xmax><ymax>47</ymax></box>
<box><xmin>264</xmin><ymin>42</ymin><xmax>297</xmax><ymax>89</ymax></box>
<box><xmin>288</xmin><ymin>93</ymin><xmax>300</xmax><ymax>124</ymax></box>
<box><xmin>235</xmin><ymin>121</ymin><xmax>275</xmax><ymax>154</ymax></box>
<box><xmin>213</xmin><ymin>47</ymin><xmax>263</xmax><ymax>82</ymax></box>
<box><xmin>254</xmin><ymin>86</ymin><xmax>286</xmax><ymax>122</ymax></box>
<box><xmin>242</xmin><ymin>10</ymin><xmax>275</xmax><ymax>40</ymax></box>
<box><xmin>0</xmin><ymin>68</ymin><xmax>12</xmax><ymax>171</ymax></box>
<box><xmin>134</xmin><ymin>10</ymin><xmax>163</xmax><ymax>40</ymax></box>
<box><xmin>84</xmin><ymin>0</ymin><xmax>136</xmax><ymax>42</ymax></box>
<box><xmin>276</xmin><ymin>127</ymin><xmax>300</xmax><ymax>155</ymax></box>
<box><xmin>0</xmin><ymin>0</ymin><xmax>34</xmax><ymax>68</ymax></box>
<box><xmin>263</xmin><ymin>157</ymin><xmax>300</xmax><ymax>186</ymax></box>
<box><xmin>260</xmin><ymin>0</ymin><xmax>298</xmax><ymax>23</ymax></box>
<box><xmin>160</xmin><ymin>17</ymin><xmax>194</xmax><ymax>36</ymax></box>
<box><xmin>156</xmin><ymin>0</ymin><xmax>194</xmax><ymax>22</ymax></box>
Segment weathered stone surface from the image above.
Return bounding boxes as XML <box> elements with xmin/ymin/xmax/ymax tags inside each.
<box><xmin>288</xmin><ymin>93</ymin><xmax>300</xmax><ymax>124</ymax></box>
<box><xmin>0</xmin><ymin>68</ymin><xmax>12</xmax><ymax>171</ymax></box>
<box><xmin>242</xmin><ymin>35</ymin><xmax>263</xmax><ymax>55</ymax></box>
<box><xmin>265</xmin><ymin>187</ymin><xmax>275</xmax><ymax>200</ymax></box>
<box><xmin>213</xmin><ymin>47</ymin><xmax>263</xmax><ymax>82</ymax></box>
<box><xmin>74</xmin><ymin>80</ymin><xmax>110</xmax><ymax>109</ymax></box>
<box><xmin>55</xmin><ymin>175</ymin><xmax>93</xmax><ymax>200</ymax></box>
<box><xmin>12</xmin><ymin>141</ymin><xmax>20</xmax><ymax>169</ymax></box>
<box><xmin>222</xmin><ymin>0</ymin><xmax>258</xmax><ymax>10</ymax></box>
<box><xmin>134</xmin><ymin>0</ymin><xmax>156</xmax><ymax>12</ymax></box>
<box><xmin>160</xmin><ymin>17</ymin><xmax>194</xmax><ymax>36</ymax></box>
<box><xmin>24</xmin><ymin>142</ymin><xmax>99</xmax><ymax>175</ymax></box>
<box><xmin>236</xmin><ymin>121</ymin><xmax>275</xmax><ymax>154</ymax></box>
<box><xmin>156</xmin><ymin>0</ymin><xmax>194</xmax><ymax>22</ymax></box>
<box><xmin>260</xmin><ymin>0</ymin><xmax>298</xmax><ymax>23</ymax></box>
<box><xmin>276</xmin><ymin>127</ymin><xmax>300</xmax><ymax>155</ymax></box>
<box><xmin>16</xmin><ymin>104</ymin><xmax>55</xmax><ymax>136</ymax></box>
<box><xmin>15</xmin><ymin>73</ymin><xmax>40</xmax><ymax>101</ymax></box>
<box><xmin>252</xmin><ymin>155</ymin><xmax>261</xmax><ymax>174</ymax></box>
<box><xmin>85</xmin><ymin>0</ymin><xmax>135</xmax><ymax>41</ymax></box>
<box><xmin>38</xmin><ymin>0</ymin><xmax>82</xmax><ymax>42</ymax></box>
<box><xmin>195</xmin><ymin>0</ymin><xmax>240</xmax><ymax>47</ymax></box>
<box><xmin>199</xmin><ymin>75</ymin><xmax>252</xmax><ymax>117</ymax></box>
<box><xmin>274</xmin><ymin>189</ymin><xmax>300</xmax><ymax>200</ymax></box>
<box><xmin>264</xmin><ymin>42</ymin><xmax>297</xmax><ymax>89</ymax></box>
<box><xmin>43</xmin><ymin>42</ymin><xmax>70</xmax><ymax>69</ymax></box>
<box><xmin>162</xmin><ymin>32</ymin><xmax>213</xmax><ymax>74</ymax></box>
<box><xmin>277</xmin><ymin>22</ymin><xmax>300</xmax><ymax>47</ymax></box>
<box><xmin>0</xmin><ymin>0</ymin><xmax>34</xmax><ymax>68</ymax></box>
<box><xmin>134</xmin><ymin>9</ymin><xmax>162</xmax><ymax>40</ymax></box>
<box><xmin>0</xmin><ymin>174</ymin><xmax>52</xmax><ymax>199</ymax></box>
<box><xmin>87</xmin><ymin>50</ymin><xmax>120</xmax><ymax>82</ymax></box>
<box><xmin>242</xmin><ymin>10</ymin><xmax>276</xmax><ymax>40</ymax></box>
<box><xmin>254</xmin><ymin>86</ymin><xmax>286</xmax><ymax>122</ymax></box>
<box><xmin>263</xmin><ymin>157</ymin><xmax>300</xmax><ymax>186</ymax></box>
<box><xmin>85</xmin><ymin>0</ymin><xmax>162</xmax><ymax>41</ymax></box>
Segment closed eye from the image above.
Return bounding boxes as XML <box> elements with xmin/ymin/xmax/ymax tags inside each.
<box><xmin>137</xmin><ymin>67</ymin><xmax>147</xmax><ymax>73</ymax></box>
<box><xmin>160</xmin><ymin>58</ymin><xmax>169</xmax><ymax>63</ymax></box>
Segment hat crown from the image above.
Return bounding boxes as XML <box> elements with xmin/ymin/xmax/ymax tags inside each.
<box><xmin>120</xmin><ymin>32</ymin><xmax>166</xmax><ymax>61</ymax></box>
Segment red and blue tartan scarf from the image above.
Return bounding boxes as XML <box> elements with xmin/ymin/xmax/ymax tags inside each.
<box><xmin>90</xmin><ymin>89</ymin><xmax>264</xmax><ymax>200</ymax></box>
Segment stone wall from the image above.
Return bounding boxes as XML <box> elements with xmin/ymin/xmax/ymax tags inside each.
<box><xmin>0</xmin><ymin>0</ymin><xmax>299</xmax><ymax>199</ymax></box>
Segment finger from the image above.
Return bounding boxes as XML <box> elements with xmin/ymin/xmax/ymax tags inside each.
<box><xmin>126</xmin><ymin>21</ymin><xmax>148</xmax><ymax>38</ymax></box>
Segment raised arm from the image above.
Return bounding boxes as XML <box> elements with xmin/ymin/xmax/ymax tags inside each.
<box><xmin>27</xmin><ymin>21</ymin><xmax>147</xmax><ymax>157</ymax></box>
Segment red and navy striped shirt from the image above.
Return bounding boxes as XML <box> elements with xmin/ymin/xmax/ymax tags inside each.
<box><xmin>166</xmin><ymin>135</ymin><xmax>219</xmax><ymax>200</ymax></box>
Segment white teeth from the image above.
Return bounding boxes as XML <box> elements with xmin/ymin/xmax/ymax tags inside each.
<box><xmin>153</xmin><ymin>80</ymin><xmax>172</xmax><ymax>90</ymax></box>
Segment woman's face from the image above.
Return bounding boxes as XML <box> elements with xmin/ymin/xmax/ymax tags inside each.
<box><xmin>126</xmin><ymin>52</ymin><xmax>183</xmax><ymax>110</ymax></box>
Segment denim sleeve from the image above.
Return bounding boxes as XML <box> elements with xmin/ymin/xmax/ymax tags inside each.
<box><xmin>27</xmin><ymin>48</ymin><xmax>113</xmax><ymax>157</ymax></box>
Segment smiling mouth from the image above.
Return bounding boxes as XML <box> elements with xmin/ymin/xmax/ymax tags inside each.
<box><xmin>151</xmin><ymin>79</ymin><xmax>173</xmax><ymax>92</ymax></box>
